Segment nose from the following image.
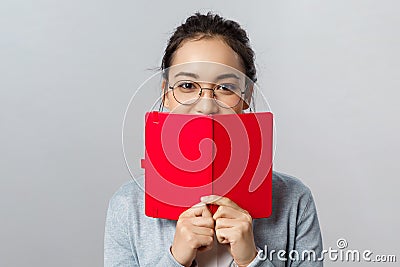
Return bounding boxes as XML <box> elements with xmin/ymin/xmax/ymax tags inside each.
<box><xmin>193</xmin><ymin>88</ymin><xmax>219</xmax><ymax>115</ymax></box>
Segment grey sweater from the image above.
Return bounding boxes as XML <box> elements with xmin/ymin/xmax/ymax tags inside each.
<box><xmin>104</xmin><ymin>171</ymin><xmax>323</xmax><ymax>266</ymax></box>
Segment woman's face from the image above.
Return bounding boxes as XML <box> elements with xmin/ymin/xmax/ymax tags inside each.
<box><xmin>163</xmin><ymin>37</ymin><xmax>251</xmax><ymax>114</ymax></box>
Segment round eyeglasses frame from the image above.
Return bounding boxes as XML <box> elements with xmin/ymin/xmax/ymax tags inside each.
<box><xmin>166</xmin><ymin>80</ymin><xmax>247</xmax><ymax>109</ymax></box>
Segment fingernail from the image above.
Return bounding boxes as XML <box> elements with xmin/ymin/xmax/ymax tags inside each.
<box><xmin>193</xmin><ymin>202</ymin><xmax>206</xmax><ymax>208</ymax></box>
<box><xmin>201</xmin><ymin>195</ymin><xmax>218</xmax><ymax>202</ymax></box>
<box><xmin>200</xmin><ymin>196</ymin><xmax>209</xmax><ymax>202</ymax></box>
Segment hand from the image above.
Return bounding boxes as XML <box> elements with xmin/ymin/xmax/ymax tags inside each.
<box><xmin>171</xmin><ymin>202</ymin><xmax>215</xmax><ymax>267</ymax></box>
<box><xmin>201</xmin><ymin>195</ymin><xmax>257</xmax><ymax>267</ymax></box>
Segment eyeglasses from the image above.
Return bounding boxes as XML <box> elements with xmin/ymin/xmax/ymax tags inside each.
<box><xmin>167</xmin><ymin>80</ymin><xmax>246</xmax><ymax>108</ymax></box>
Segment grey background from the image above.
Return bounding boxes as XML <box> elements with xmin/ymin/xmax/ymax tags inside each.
<box><xmin>1</xmin><ymin>0</ymin><xmax>399</xmax><ymax>266</ymax></box>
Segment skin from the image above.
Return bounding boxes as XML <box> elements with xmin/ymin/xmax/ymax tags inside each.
<box><xmin>163</xmin><ymin>36</ymin><xmax>252</xmax><ymax>114</ymax></box>
<box><xmin>165</xmin><ymin>37</ymin><xmax>258</xmax><ymax>267</ymax></box>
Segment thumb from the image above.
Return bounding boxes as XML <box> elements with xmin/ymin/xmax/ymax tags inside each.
<box><xmin>192</xmin><ymin>202</ymin><xmax>212</xmax><ymax>217</ymax></box>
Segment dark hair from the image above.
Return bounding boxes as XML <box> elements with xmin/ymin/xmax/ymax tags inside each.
<box><xmin>161</xmin><ymin>12</ymin><xmax>257</xmax><ymax>83</ymax></box>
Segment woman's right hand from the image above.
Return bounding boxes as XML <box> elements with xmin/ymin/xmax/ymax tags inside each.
<box><xmin>171</xmin><ymin>203</ymin><xmax>215</xmax><ymax>267</ymax></box>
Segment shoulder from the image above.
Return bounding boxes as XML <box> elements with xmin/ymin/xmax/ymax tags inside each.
<box><xmin>111</xmin><ymin>177</ymin><xmax>144</xmax><ymax>199</ymax></box>
<box><xmin>107</xmin><ymin>178</ymin><xmax>144</xmax><ymax>217</ymax></box>
<box><xmin>272</xmin><ymin>170</ymin><xmax>312</xmax><ymax>196</ymax></box>
<box><xmin>271</xmin><ymin>171</ymin><xmax>315</xmax><ymax>220</ymax></box>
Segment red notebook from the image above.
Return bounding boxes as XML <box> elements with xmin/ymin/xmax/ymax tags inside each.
<box><xmin>141</xmin><ymin>111</ymin><xmax>273</xmax><ymax>220</ymax></box>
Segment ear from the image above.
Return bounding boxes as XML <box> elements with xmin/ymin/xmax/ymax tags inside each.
<box><xmin>161</xmin><ymin>79</ymin><xmax>170</xmax><ymax>108</ymax></box>
<box><xmin>242</xmin><ymin>84</ymin><xmax>254</xmax><ymax>110</ymax></box>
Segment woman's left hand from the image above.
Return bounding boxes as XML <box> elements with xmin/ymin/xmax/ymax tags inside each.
<box><xmin>201</xmin><ymin>195</ymin><xmax>258</xmax><ymax>267</ymax></box>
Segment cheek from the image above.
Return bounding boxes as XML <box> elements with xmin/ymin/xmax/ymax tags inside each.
<box><xmin>164</xmin><ymin>91</ymin><xmax>197</xmax><ymax>114</ymax></box>
<box><xmin>169</xmin><ymin>105</ymin><xmax>193</xmax><ymax>114</ymax></box>
<box><xmin>231</xmin><ymin>102</ymin><xmax>244</xmax><ymax>114</ymax></box>
<box><xmin>167</xmin><ymin>98</ymin><xmax>192</xmax><ymax>114</ymax></box>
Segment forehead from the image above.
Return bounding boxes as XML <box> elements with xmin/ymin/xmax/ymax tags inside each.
<box><xmin>168</xmin><ymin>38</ymin><xmax>246</xmax><ymax>81</ymax></box>
<box><xmin>167</xmin><ymin>62</ymin><xmax>246</xmax><ymax>83</ymax></box>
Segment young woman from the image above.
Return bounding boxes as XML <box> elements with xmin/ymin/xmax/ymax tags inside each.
<box><xmin>105</xmin><ymin>13</ymin><xmax>323</xmax><ymax>267</ymax></box>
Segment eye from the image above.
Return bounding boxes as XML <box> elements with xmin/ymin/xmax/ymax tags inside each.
<box><xmin>216</xmin><ymin>83</ymin><xmax>240</xmax><ymax>94</ymax></box>
<box><xmin>176</xmin><ymin>81</ymin><xmax>197</xmax><ymax>90</ymax></box>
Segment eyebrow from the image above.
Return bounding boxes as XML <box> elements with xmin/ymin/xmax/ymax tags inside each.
<box><xmin>216</xmin><ymin>73</ymin><xmax>240</xmax><ymax>80</ymax></box>
<box><xmin>174</xmin><ymin>72</ymin><xmax>199</xmax><ymax>79</ymax></box>
<box><xmin>174</xmin><ymin>72</ymin><xmax>241</xmax><ymax>80</ymax></box>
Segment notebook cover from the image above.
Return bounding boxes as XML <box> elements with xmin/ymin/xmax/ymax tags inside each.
<box><xmin>141</xmin><ymin>111</ymin><xmax>273</xmax><ymax>220</ymax></box>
